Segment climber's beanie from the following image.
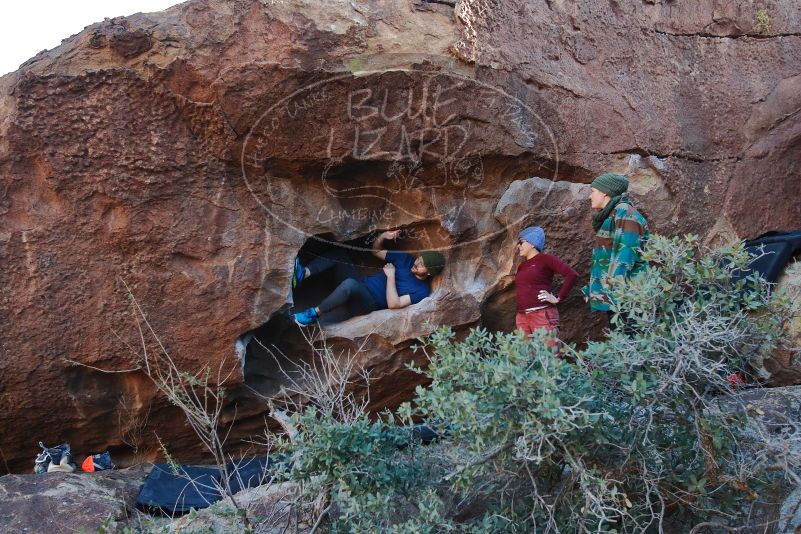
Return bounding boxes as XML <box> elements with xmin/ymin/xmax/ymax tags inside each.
<box><xmin>420</xmin><ymin>251</ymin><xmax>446</xmax><ymax>277</ymax></box>
<box><xmin>591</xmin><ymin>173</ymin><xmax>629</xmax><ymax>198</ymax></box>
<box><xmin>518</xmin><ymin>226</ymin><xmax>546</xmax><ymax>251</ymax></box>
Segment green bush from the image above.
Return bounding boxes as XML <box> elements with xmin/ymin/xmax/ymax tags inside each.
<box><xmin>755</xmin><ymin>8</ymin><xmax>772</xmax><ymax>34</ymax></box>
<box><xmin>284</xmin><ymin>235</ymin><xmax>796</xmax><ymax>533</ymax></box>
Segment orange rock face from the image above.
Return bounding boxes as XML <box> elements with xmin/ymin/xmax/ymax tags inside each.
<box><xmin>0</xmin><ymin>0</ymin><xmax>799</xmax><ymax>472</ymax></box>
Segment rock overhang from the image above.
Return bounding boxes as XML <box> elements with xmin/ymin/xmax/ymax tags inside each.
<box><xmin>1</xmin><ymin>0</ymin><xmax>800</xmax><ymax>473</ymax></box>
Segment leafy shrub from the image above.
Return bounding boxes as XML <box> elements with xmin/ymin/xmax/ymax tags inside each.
<box><xmin>755</xmin><ymin>8</ymin><xmax>772</xmax><ymax>34</ymax></box>
<box><xmin>284</xmin><ymin>236</ymin><xmax>797</xmax><ymax>533</ymax></box>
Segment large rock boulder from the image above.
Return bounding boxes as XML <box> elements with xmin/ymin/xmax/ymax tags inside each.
<box><xmin>0</xmin><ymin>467</ymin><xmax>149</xmax><ymax>533</ymax></box>
<box><xmin>0</xmin><ymin>0</ymin><xmax>799</xmax><ymax>472</ymax></box>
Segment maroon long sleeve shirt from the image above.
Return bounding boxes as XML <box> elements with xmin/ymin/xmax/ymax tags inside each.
<box><xmin>515</xmin><ymin>253</ymin><xmax>579</xmax><ymax>312</ymax></box>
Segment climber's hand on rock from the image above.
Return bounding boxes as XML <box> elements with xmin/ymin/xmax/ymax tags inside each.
<box><xmin>383</xmin><ymin>229</ymin><xmax>401</xmax><ymax>240</ymax></box>
<box><xmin>383</xmin><ymin>263</ymin><xmax>396</xmax><ymax>277</ymax></box>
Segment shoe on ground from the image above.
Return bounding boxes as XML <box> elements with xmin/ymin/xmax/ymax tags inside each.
<box><xmin>34</xmin><ymin>442</ymin><xmax>71</xmax><ymax>474</ymax></box>
<box><xmin>47</xmin><ymin>455</ymin><xmax>76</xmax><ymax>473</ymax></box>
<box><xmin>293</xmin><ymin>307</ymin><xmax>319</xmax><ymax>326</ymax></box>
<box><xmin>292</xmin><ymin>258</ymin><xmax>305</xmax><ymax>289</ymax></box>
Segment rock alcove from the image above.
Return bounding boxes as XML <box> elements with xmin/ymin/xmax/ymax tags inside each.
<box><xmin>232</xmin><ymin>225</ymin><xmax>453</xmax><ymax>413</ymax></box>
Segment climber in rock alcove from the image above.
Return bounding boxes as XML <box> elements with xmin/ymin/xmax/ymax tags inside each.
<box><xmin>291</xmin><ymin>230</ymin><xmax>446</xmax><ymax>326</ymax></box>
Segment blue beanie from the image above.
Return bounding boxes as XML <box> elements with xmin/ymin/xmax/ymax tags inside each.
<box><xmin>518</xmin><ymin>226</ymin><xmax>545</xmax><ymax>251</ymax></box>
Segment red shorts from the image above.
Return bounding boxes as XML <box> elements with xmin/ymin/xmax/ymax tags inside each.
<box><xmin>515</xmin><ymin>307</ymin><xmax>560</xmax><ymax>336</ymax></box>
<box><xmin>516</xmin><ymin>308</ymin><xmax>561</xmax><ymax>352</ymax></box>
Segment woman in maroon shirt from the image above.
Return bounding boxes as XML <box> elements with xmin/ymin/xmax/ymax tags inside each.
<box><xmin>514</xmin><ymin>226</ymin><xmax>578</xmax><ymax>338</ymax></box>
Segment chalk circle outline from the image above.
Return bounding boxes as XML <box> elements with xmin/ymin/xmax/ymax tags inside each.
<box><xmin>240</xmin><ymin>68</ymin><xmax>560</xmax><ymax>255</ymax></box>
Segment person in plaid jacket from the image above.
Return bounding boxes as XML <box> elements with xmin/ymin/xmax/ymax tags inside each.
<box><xmin>584</xmin><ymin>173</ymin><xmax>649</xmax><ymax>317</ymax></box>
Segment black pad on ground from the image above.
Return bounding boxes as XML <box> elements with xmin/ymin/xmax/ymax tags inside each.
<box><xmin>135</xmin><ymin>456</ymin><xmax>279</xmax><ymax>515</ymax></box>
<box><xmin>135</xmin><ymin>464</ymin><xmax>222</xmax><ymax>515</ymax></box>
<box><xmin>741</xmin><ymin>230</ymin><xmax>801</xmax><ymax>283</ymax></box>
<box><xmin>410</xmin><ymin>424</ymin><xmax>442</xmax><ymax>444</ymax></box>
<box><xmin>226</xmin><ymin>456</ymin><xmax>280</xmax><ymax>494</ymax></box>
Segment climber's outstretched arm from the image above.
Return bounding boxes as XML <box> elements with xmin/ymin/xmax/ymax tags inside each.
<box><xmin>371</xmin><ymin>229</ymin><xmax>400</xmax><ymax>260</ymax></box>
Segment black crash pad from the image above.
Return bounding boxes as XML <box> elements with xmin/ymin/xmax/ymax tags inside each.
<box><xmin>135</xmin><ymin>464</ymin><xmax>222</xmax><ymax>515</ymax></box>
<box><xmin>226</xmin><ymin>456</ymin><xmax>280</xmax><ymax>494</ymax></box>
<box><xmin>740</xmin><ymin>230</ymin><xmax>801</xmax><ymax>283</ymax></box>
<box><xmin>135</xmin><ymin>429</ymin><xmax>440</xmax><ymax>515</ymax></box>
<box><xmin>136</xmin><ymin>456</ymin><xmax>278</xmax><ymax>515</ymax></box>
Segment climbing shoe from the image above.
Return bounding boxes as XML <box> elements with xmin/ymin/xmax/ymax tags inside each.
<box><xmin>293</xmin><ymin>307</ymin><xmax>319</xmax><ymax>326</ymax></box>
<box><xmin>34</xmin><ymin>442</ymin><xmax>74</xmax><ymax>474</ymax></box>
<box><xmin>292</xmin><ymin>257</ymin><xmax>305</xmax><ymax>289</ymax></box>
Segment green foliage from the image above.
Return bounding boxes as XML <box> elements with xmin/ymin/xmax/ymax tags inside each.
<box><xmin>285</xmin><ymin>235</ymin><xmax>795</xmax><ymax>533</ymax></box>
<box><xmin>288</xmin><ymin>405</ymin><xmax>455</xmax><ymax>532</ymax></box>
<box><xmin>755</xmin><ymin>7</ymin><xmax>772</xmax><ymax>33</ymax></box>
<box><xmin>292</xmin><ymin>408</ymin><xmax>416</xmax><ymax>494</ymax></box>
<box><xmin>603</xmin><ymin>235</ymin><xmax>788</xmax><ymax>385</ymax></box>
<box><xmin>155</xmin><ymin>434</ymin><xmax>181</xmax><ymax>476</ymax></box>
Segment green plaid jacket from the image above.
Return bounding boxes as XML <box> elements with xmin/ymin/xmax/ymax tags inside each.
<box><xmin>585</xmin><ymin>202</ymin><xmax>649</xmax><ymax>312</ymax></box>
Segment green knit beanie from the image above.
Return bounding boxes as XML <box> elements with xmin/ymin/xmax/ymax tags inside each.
<box><xmin>591</xmin><ymin>173</ymin><xmax>629</xmax><ymax>197</ymax></box>
<box><xmin>420</xmin><ymin>251</ymin><xmax>446</xmax><ymax>277</ymax></box>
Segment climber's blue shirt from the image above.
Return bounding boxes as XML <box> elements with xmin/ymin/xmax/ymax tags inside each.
<box><xmin>364</xmin><ymin>251</ymin><xmax>430</xmax><ymax>309</ymax></box>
